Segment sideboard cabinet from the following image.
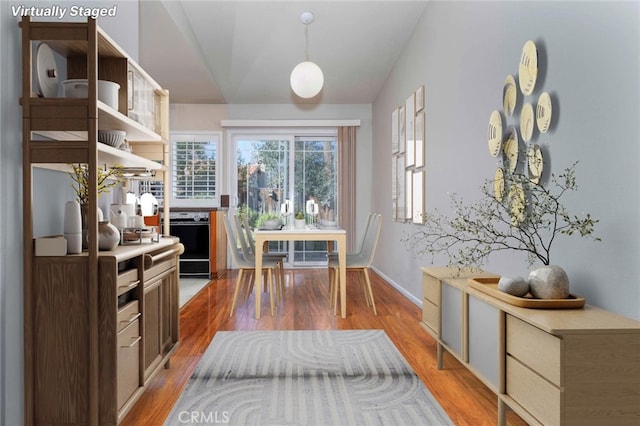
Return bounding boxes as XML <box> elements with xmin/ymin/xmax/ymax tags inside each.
<box><xmin>420</xmin><ymin>267</ymin><xmax>640</xmax><ymax>426</ymax></box>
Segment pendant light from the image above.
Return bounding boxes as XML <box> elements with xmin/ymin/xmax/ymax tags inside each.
<box><xmin>290</xmin><ymin>11</ymin><xmax>324</xmax><ymax>98</ymax></box>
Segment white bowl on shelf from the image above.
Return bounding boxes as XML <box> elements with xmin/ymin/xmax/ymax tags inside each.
<box><xmin>98</xmin><ymin>130</ymin><xmax>126</xmax><ymax>148</ymax></box>
<box><xmin>61</xmin><ymin>79</ymin><xmax>120</xmax><ymax>110</ymax></box>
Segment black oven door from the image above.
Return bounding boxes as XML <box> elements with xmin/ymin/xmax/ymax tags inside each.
<box><xmin>170</xmin><ymin>221</ymin><xmax>210</xmax><ymax>278</ymax></box>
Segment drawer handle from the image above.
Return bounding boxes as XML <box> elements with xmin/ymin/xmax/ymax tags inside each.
<box><xmin>119</xmin><ymin>312</ymin><xmax>141</xmax><ymax>327</ymax></box>
<box><xmin>118</xmin><ymin>279</ymin><xmax>140</xmax><ymax>292</ymax></box>
<box><xmin>143</xmin><ymin>243</ymin><xmax>185</xmax><ymax>269</ymax></box>
<box><xmin>121</xmin><ymin>336</ymin><xmax>141</xmax><ymax>348</ymax></box>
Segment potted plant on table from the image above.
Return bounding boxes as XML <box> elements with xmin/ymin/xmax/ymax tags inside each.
<box><xmin>294</xmin><ymin>211</ymin><xmax>306</xmax><ymax>229</ymax></box>
<box><xmin>256</xmin><ymin>212</ymin><xmax>283</xmax><ymax>230</ymax></box>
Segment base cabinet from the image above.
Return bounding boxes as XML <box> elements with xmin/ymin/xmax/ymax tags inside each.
<box><xmin>420</xmin><ymin>267</ymin><xmax>640</xmax><ymax>426</ymax></box>
<box><xmin>28</xmin><ymin>239</ymin><xmax>181</xmax><ymax>425</ymax></box>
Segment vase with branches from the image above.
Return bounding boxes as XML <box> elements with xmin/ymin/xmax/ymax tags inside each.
<box><xmin>404</xmin><ymin>162</ymin><xmax>600</xmax><ymax>269</ymax></box>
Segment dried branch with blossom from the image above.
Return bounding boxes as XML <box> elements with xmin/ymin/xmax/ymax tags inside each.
<box><xmin>68</xmin><ymin>163</ymin><xmax>123</xmax><ymax>204</ymax></box>
<box><xmin>404</xmin><ymin>162</ymin><xmax>600</xmax><ymax>268</ymax></box>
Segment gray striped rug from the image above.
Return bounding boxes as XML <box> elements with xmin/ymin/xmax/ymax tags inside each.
<box><xmin>164</xmin><ymin>330</ymin><xmax>452</xmax><ymax>426</ymax></box>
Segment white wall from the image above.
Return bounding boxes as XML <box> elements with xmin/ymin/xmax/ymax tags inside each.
<box><xmin>372</xmin><ymin>1</ymin><xmax>640</xmax><ymax>320</ymax></box>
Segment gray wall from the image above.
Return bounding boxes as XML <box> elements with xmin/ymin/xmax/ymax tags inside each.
<box><xmin>372</xmin><ymin>1</ymin><xmax>640</xmax><ymax>320</ymax></box>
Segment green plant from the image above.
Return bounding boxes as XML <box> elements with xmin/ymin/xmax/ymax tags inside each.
<box><xmin>68</xmin><ymin>163</ymin><xmax>122</xmax><ymax>204</ymax></box>
<box><xmin>295</xmin><ymin>211</ymin><xmax>305</xmax><ymax>220</ymax></box>
<box><xmin>404</xmin><ymin>162</ymin><xmax>600</xmax><ymax>268</ymax></box>
<box><xmin>256</xmin><ymin>212</ymin><xmax>282</xmax><ymax>228</ymax></box>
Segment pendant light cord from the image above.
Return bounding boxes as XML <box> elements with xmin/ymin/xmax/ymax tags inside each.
<box><xmin>304</xmin><ymin>24</ymin><xmax>310</xmax><ymax>62</ymax></box>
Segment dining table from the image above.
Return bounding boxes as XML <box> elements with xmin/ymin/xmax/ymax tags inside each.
<box><xmin>253</xmin><ymin>227</ymin><xmax>347</xmax><ymax>319</ymax></box>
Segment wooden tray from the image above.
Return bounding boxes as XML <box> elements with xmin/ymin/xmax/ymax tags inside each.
<box><xmin>468</xmin><ymin>277</ymin><xmax>585</xmax><ymax>309</ymax></box>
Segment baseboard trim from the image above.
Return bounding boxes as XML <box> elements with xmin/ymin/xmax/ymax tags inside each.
<box><xmin>372</xmin><ymin>266</ymin><xmax>422</xmax><ymax>308</ymax></box>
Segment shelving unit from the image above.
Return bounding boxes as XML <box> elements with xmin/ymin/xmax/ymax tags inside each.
<box><xmin>20</xmin><ymin>17</ymin><xmax>178</xmax><ymax>425</ymax></box>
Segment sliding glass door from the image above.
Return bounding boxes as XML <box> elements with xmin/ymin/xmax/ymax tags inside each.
<box><xmin>234</xmin><ymin>133</ymin><xmax>337</xmax><ymax>266</ymax></box>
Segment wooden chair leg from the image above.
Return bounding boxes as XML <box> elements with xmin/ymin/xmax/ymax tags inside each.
<box><xmin>268</xmin><ymin>268</ymin><xmax>275</xmax><ymax>316</ymax></box>
<box><xmin>229</xmin><ymin>269</ymin><xmax>244</xmax><ymax>316</ymax></box>
<box><xmin>363</xmin><ymin>268</ymin><xmax>377</xmax><ymax>315</ymax></box>
<box><xmin>332</xmin><ymin>266</ymin><xmax>339</xmax><ymax>316</ymax></box>
<box><xmin>360</xmin><ymin>270</ymin><xmax>372</xmax><ymax>307</ymax></box>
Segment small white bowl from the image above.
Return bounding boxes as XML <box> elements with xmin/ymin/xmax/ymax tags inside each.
<box><xmin>98</xmin><ymin>130</ymin><xmax>126</xmax><ymax>148</ymax></box>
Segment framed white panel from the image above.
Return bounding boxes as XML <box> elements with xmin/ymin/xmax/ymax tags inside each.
<box><xmin>405</xmin><ymin>93</ymin><xmax>415</xmax><ymax>166</ymax></box>
<box><xmin>397</xmin><ymin>155</ymin><xmax>405</xmax><ymax>222</ymax></box>
<box><xmin>405</xmin><ymin>170</ymin><xmax>413</xmax><ymax>220</ymax></box>
<box><xmin>412</xmin><ymin>170</ymin><xmax>424</xmax><ymax>224</ymax></box>
<box><xmin>398</xmin><ymin>106</ymin><xmax>406</xmax><ymax>154</ymax></box>
<box><xmin>415</xmin><ymin>111</ymin><xmax>425</xmax><ymax>168</ymax></box>
<box><xmin>391</xmin><ymin>155</ymin><xmax>398</xmax><ymax>221</ymax></box>
<box><xmin>391</xmin><ymin>108</ymin><xmax>399</xmax><ymax>154</ymax></box>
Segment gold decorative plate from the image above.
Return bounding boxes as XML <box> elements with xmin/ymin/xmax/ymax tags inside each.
<box><xmin>494</xmin><ymin>168</ymin><xmax>505</xmax><ymax>202</ymax></box>
<box><xmin>488</xmin><ymin>110</ymin><xmax>503</xmax><ymax>157</ymax></box>
<box><xmin>536</xmin><ymin>92</ymin><xmax>552</xmax><ymax>133</ymax></box>
<box><xmin>528</xmin><ymin>144</ymin><xmax>543</xmax><ymax>184</ymax></box>
<box><xmin>520</xmin><ymin>102</ymin><xmax>535</xmax><ymax>142</ymax></box>
<box><xmin>518</xmin><ymin>40</ymin><xmax>538</xmax><ymax>96</ymax></box>
<box><xmin>503</xmin><ymin>75</ymin><xmax>517</xmax><ymax>116</ymax></box>
<box><xmin>503</xmin><ymin>127</ymin><xmax>519</xmax><ymax>174</ymax></box>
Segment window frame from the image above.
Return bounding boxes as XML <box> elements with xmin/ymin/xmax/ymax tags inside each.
<box><xmin>169</xmin><ymin>131</ymin><xmax>222</xmax><ymax>208</ymax></box>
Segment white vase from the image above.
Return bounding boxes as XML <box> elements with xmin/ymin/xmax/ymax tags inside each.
<box><xmin>64</xmin><ymin>201</ymin><xmax>81</xmax><ymax>234</ymax></box>
<box><xmin>98</xmin><ymin>221</ymin><xmax>120</xmax><ymax>250</ymax></box>
<box><xmin>294</xmin><ymin>219</ymin><xmax>306</xmax><ymax>229</ymax></box>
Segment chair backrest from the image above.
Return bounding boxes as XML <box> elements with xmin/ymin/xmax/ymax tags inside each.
<box><xmin>353</xmin><ymin>213</ymin><xmax>375</xmax><ymax>256</ymax></box>
<box><xmin>233</xmin><ymin>214</ymin><xmax>254</xmax><ymax>261</ymax></box>
<box><xmin>359</xmin><ymin>214</ymin><xmax>382</xmax><ymax>266</ymax></box>
<box><xmin>241</xmin><ymin>214</ymin><xmax>257</xmax><ymax>254</ymax></box>
<box><xmin>222</xmin><ymin>215</ymin><xmax>252</xmax><ymax>267</ymax></box>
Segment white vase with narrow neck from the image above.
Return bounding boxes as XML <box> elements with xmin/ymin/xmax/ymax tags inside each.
<box><xmin>64</xmin><ymin>201</ymin><xmax>82</xmax><ymax>254</ymax></box>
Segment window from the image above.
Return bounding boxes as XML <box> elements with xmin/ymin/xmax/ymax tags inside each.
<box><xmin>232</xmin><ymin>130</ymin><xmax>338</xmax><ymax>266</ymax></box>
<box><xmin>170</xmin><ymin>132</ymin><xmax>221</xmax><ymax>207</ymax></box>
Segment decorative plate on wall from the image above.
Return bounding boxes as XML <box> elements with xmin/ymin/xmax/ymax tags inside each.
<box><xmin>527</xmin><ymin>144</ymin><xmax>544</xmax><ymax>184</ymax></box>
<box><xmin>494</xmin><ymin>167</ymin><xmax>505</xmax><ymax>202</ymax></box>
<box><xmin>35</xmin><ymin>42</ymin><xmax>58</xmax><ymax>98</ymax></box>
<box><xmin>503</xmin><ymin>127</ymin><xmax>519</xmax><ymax>174</ymax></box>
<box><xmin>536</xmin><ymin>92</ymin><xmax>552</xmax><ymax>133</ymax></box>
<box><xmin>488</xmin><ymin>110</ymin><xmax>503</xmax><ymax>157</ymax></box>
<box><xmin>518</xmin><ymin>40</ymin><xmax>538</xmax><ymax>96</ymax></box>
<box><xmin>520</xmin><ymin>102</ymin><xmax>535</xmax><ymax>142</ymax></box>
<box><xmin>503</xmin><ymin>75</ymin><xmax>517</xmax><ymax>116</ymax></box>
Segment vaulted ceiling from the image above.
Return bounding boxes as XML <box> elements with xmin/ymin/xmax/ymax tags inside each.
<box><xmin>139</xmin><ymin>1</ymin><xmax>428</xmax><ymax>104</ymax></box>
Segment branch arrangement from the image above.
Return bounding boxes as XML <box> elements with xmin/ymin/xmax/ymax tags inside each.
<box><xmin>68</xmin><ymin>163</ymin><xmax>122</xmax><ymax>205</ymax></box>
<box><xmin>404</xmin><ymin>162</ymin><xmax>600</xmax><ymax>268</ymax></box>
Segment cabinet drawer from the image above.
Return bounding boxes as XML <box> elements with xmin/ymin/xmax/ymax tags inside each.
<box><xmin>506</xmin><ymin>315</ymin><xmax>561</xmax><ymax>385</ymax></box>
<box><xmin>146</xmin><ymin>257</ymin><xmax>176</xmax><ymax>283</ymax></box>
<box><xmin>117</xmin><ymin>319</ymin><xmax>141</xmax><ymax>410</ymax></box>
<box><xmin>422</xmin><ymin>298</ymin><xmax>439</xmax><ymax>335</ymax></box>
<box><xmin>422</xmin><ymin>274</ymin><xmax>440</xmax><ymax>305</ymax></box>
<box><xmin>507</xmin><ymin>355</ymin><xmax>561</xmax><ymax>426</ymax></box>
<box><xmin>117</xmin><ymin>300</ymin><xmax>140</xmax><ymax>333</ymax></box>
<box><xmin>117</xmin><ymin>268</ymin><xmax>140</xmax><ymax>296</ymax></box>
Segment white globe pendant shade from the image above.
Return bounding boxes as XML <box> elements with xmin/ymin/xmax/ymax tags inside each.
<box><xmin>290</xmin><ymin>61</ymin><xmax>324</xmax><ymax>98</ymax></box>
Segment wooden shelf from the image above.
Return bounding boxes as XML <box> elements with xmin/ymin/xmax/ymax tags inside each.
<box><xmin>31</xmin><ymin>99</ymin><xmax>163</xmax><ymax>143</ymax></box>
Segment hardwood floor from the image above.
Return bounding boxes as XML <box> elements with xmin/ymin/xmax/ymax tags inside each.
<box><xmin>121</xmin><ymin>268</ymin><xmax>526</xmax><ymax>425</ymax></box>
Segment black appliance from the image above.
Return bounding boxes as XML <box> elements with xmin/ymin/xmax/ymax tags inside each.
<box><xmin>166</xmin><ymin>210</ymin><xmax>210</xmax><ymax>278</ymax></box>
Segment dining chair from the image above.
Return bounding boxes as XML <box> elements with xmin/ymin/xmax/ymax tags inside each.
<box><xmin>239</xmin><ymin>214</ymin><xmax>288</xmax><ymax>292</ymax></box>
<box><xmin>222</xmin><ymin>215</ymin><xmax>280</xmax><ymax>316</ymax></box>
<box><xmin>328</xmin><ymin>213</ymin><xmax>382</xmax><ymax>315</ymax></box>
<box><xmin>233</xmin><ymin>214</ymin><xmax>285</xmax><ymax>302</ymax></box>
<box><xmin>327</xmin><ymin>213</ymin><xmax>374</xmax><ymax>303</ymax></box>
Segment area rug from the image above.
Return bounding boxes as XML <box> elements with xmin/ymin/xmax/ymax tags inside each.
<box><xmin>164</xmin><ymin>330</ymin><xmax>453</xmax><ymax>425</ymax></box>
